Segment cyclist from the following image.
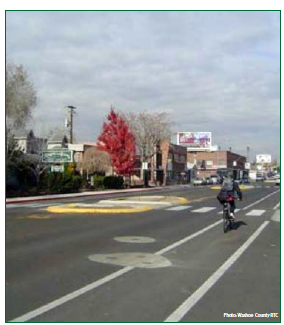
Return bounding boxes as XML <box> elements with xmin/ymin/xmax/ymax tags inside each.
<box><xmin>217</xmin><ymin>176</ymin><xmax>242</xmax><ymax>220</ymax></box>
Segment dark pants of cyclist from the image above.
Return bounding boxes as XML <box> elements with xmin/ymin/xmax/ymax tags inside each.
<box><xmin>229</xmin><ymin>200</ymin><xmax>235</xmax><ymax>213</ymax></box>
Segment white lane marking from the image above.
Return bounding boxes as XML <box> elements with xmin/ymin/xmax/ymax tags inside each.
<box><xmin>155</xmin><ymin>220</ymin><xmax>222</xmax><ymax>256</ymax></box>
<box><xmin>191</xmin><ymin>207</ymin><xmax>216</xmax><ymax>213</ymax></box>
<box><xmin>243</xmin><ymin>189</ymin><xmax>280</xmax><ymax>210</ymax></box>
<box><xmin>273</xmin><ymin>202</ymin><xmax>280</xmax><ymax>210</ymax></box>
<box><xmin>265</xmin><ymin>186</ymin><xmax>271</xmax><ymax>189</ymax></box>
<box><xmin>166</xmin><ymin>206</ymin><xmax>192</xmax><ymax>211</ymax></box>
<box><xmin>271</xmin><ymin>210</ymin><xmax>280</xmax><ymax>222</ymax></box>
<box><xmin>10</xmin><ymin>219</ymin><xmax>222</xmax><ymax>322</ymax></box>
<box><xmin>218</xmin><ymin>209</ymin><xmax>240</xmax><ymax>215</ymax></box>
<box><xmin>164</xmin><ymin>221</ymin><xmax>270</xmax><ymax>322</ymax></box>
<box><xmin>245</xmin><ymin>210</ymin><xmax>265</xmax><ymax>216</ymax></box>
<box><xmin>10</xmin><ymin>266</ymin><xmax>134</xmax><ymax>322</ymax></box>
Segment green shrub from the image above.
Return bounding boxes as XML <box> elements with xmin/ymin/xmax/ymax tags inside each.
<box><xmin>40</xmin><ymin>172</ymin><xmax>83</xmax><ymax>193</ymax></box>
<box><xmin>103</xmin><ymin>176</ymin><xmax>124</xmax><ymax>189</ymax></box>
<box><xmin>93</xmin><ymin>175</ymin><xmax>105</xmax><ymax>189</ymax></box>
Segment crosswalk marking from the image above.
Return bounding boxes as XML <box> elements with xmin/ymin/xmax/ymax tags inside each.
<box><xmin>218</xmin><ymin>208</ymin><xmax>240</xmax><ymax>215</ymax></box>
<box><xmin>245</xmin><ymin>209</ymin><xmax>265</xmax><ymax>216</ymax></box>
<box><xmin>166</xmin><ymin>206</ymin><xmax>192</xmax><ymax>211</ymax></box>
<box><xmin>191</xmin><ymin>207</ymin><xmax>216</xmax><ymax>213</ymax></box>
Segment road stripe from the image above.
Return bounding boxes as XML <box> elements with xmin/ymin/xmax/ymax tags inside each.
<box><xmin>164</xmin><ymin>221</ymin><xmax>270</xmax><ymax>322</ymax></box>
<box><xmin>243</xmin><ymin>189</ymin><xmax>280</xmax><ymax>210</ymax></box>
<box><xmin>155</xmin><ymin>220</ymin><xmax>222</xmax><ymax>256</ymax></box>
<box><xmin>166</xmin><ymin>206</ymin><xmax>192</xmax><ymax>211</ymax></box>
<box><xmin>273</xmin><ymin>202</ymin><xmax>280</xmax><ymax>210</ymax></box>
<box><xmin>191</xmin><ymin>207</ymin><xmax>216</xmax><ymax>213</ymax></box>
<box><xmin>9</xmin><ymin>266</ymin><xmax>134</xmax><ymax>322</ymax></box>
<box><xmin>245</xmin><ymin>209</ymin><xmax>265</xmax><ymax>216</ymax></box>
<box><xmin>9</xmin><ymin>219</ymin><xmax>222</xmax><ymax>322</ymax></box>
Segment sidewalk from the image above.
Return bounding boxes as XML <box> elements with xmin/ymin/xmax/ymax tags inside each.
<box><xmin>6</xmin><ymin>184</ymin><xmax>191</xmax><ymax>204</ymax></box>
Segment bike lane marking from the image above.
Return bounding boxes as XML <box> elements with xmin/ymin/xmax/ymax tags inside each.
<box><xmin>164</xmin><ymin>221</ymin><xmax>270</xmax><ymax>322</ymax></box>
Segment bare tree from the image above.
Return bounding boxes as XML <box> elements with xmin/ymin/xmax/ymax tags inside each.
<box><xmin>6</xmin><ymin>62</ymin><xmax>37</xmax><ymax>130</ymax></box>
<box><xmin>76</xmin><ymin>147</ymin><xmax>111</xmax><ymax>176</ymax></box>
<box><xmin>125</xmin><ymin>112</ymin><xmax>172</xmax><ymax>163</ymax></box>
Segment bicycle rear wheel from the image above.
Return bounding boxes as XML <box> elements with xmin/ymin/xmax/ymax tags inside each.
<box><xmin>223</xmin><ymin>210</ymin><xmax>231</xmax><ymax>233</ymax></box>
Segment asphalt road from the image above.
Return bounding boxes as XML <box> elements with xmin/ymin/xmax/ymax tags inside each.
<box><xmin>6</xmin><ymin>183</ymin><xmax>280</xmax><ymax>322</ymax></box>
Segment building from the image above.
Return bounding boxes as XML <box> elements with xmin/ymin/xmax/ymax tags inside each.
<box><xmin>14</xmin><ymin>130</ymin><xmax>47</xmax><ymax>155</ymax></box>
<box><xmin>187</xmin><ymin>150</ymin><xmax>247</xmax><ymax>179</ymax></box>
<box><xmin>134</xmin><ymin>141</ymin><xmax>188</xmax><ymax>186</ymax></box>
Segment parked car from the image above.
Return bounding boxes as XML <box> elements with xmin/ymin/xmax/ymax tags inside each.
<box><xmin>256</xmin><ymin>175</ymin><xmax>265</xmax><ymax>182</ymax></box>
<box><xmin>205</xmin><ymin>177</ymin><xmax>213</xmax><ymax>185</ymax></box>
<box><xmin>193</xmin><ymin>178</ymin><xmax>205</xmax><ymax>186</ymax></box>
<box><xmin>210</xmin><ymin>175</ymin><xmax>220</xmax><ymax>184</ymax></box>
<box><xmin>276</xmin><ymin>178</ymin><xmax>280</xmax><ymax>186</ymax></box>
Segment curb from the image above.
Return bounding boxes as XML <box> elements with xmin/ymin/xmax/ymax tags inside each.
<box><xmin>6</xmin><ymin>186</ymin><xmax>177</xmax><ymax>205</ymax></box>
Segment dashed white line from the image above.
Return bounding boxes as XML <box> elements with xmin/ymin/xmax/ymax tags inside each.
<box><xmin>164</xmin><ymin>221</ymin><xmax>270</xmax><ymax>322</ymax></box>
<box><xmin>191</xmin><ymin>207</ymin><xmax>216</xmax><ymax>213</ymax></box>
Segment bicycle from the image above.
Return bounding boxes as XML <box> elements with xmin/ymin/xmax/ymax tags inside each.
<box><xmin>222</xmin><ymin>195</ymin><xmax>235</xmax><ymax>233</ymax></box>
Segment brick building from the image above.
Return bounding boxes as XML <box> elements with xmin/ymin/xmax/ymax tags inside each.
<box><xmin>187</xmin><ymin>150</ymin><xmax>247</xmax><ymax>179</ymax></box>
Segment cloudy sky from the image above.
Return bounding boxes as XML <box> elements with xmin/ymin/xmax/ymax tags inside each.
<box><xmin>6</xmin><ymin>11</ymin><xmax>280</xmax><ymax>162</ymax></box>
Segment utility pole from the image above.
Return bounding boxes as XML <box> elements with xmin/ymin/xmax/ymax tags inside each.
<box><xmin>67</xmin><ymin>106</ymin><xmax>76</xmax><ymax>144</ymax></box>
<box><xmin>247</xmin><ymin>146</ymin><xmax>250</xmax><ymax>163</ymax></box>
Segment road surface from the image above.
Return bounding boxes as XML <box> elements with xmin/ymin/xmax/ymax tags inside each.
<box><xmin>6</xmin><ymin>183</ymin><xmax>280</xmax><ymax>322</ymax></box>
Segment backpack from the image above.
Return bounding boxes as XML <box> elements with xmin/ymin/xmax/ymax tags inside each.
<box><xmin>222</xmin><ymin>179</ymin><xmax>234</xmax><ymax>192</ymax></box>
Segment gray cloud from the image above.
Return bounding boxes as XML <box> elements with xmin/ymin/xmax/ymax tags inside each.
<box><xmin>6</xmin><ymin>11</ymin><xmax>280</xmax><ymax>162</ymax></box>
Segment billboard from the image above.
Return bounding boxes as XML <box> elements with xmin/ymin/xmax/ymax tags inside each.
<box><xmin>256</xmin><ymin>154</ymin><xmax>271</xmax><ymax>164</ymax></box>
<box><xmin>177</xmin><ymin>132</ymin><xmax>212</xmax><ymax>150</ymax></box>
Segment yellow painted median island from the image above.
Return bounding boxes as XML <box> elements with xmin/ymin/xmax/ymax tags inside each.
<box><xmin>46</xmin><ymin>195</ymin><xmax>189</xmax><ymax>214</ymax></box>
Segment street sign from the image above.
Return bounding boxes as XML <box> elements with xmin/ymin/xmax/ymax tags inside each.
<box><xmin>42</xmin><ymin>149</ymin><xmax>73</xmax><ymax>163</ymax></box>
<box><xmin>51</xmin><ymin>165</ymin><xmax>64</xmax><ymax>173</ymax></box>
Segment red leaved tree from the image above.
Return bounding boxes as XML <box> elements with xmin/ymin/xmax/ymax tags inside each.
<box><xmin>98</xmin><ymin>108</ymin><xmax>136</xmax><ymax>176</ymax></box>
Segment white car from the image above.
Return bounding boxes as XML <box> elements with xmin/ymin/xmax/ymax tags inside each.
<box><xmin>193</xmin><ymin>178</ymin><xmax>205</xmax><ymax>186</ymax></box>
<box><xmin>276</xmin><ymin>178</ymin><xmax>280</xmax><ymax>186</ymax></box>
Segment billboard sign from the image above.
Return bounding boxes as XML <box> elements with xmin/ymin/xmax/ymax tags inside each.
<box><xmin>256</xmin><ymin>154</ymin><xmax>271</xmax><ymax>164</ymax></box>
<box><xmin>245</xmin><ymin>162</ymin><xmax>251</xmax><ymax>170</ymax></box>
<box><xmin>42</xmin><ymin>149</ymin><xmax>73</xmax><ymax>163</ymax></box>
<box><xmin>177</xmin><ymin>132</ymin><xmax>212</xmax><ymax>150</ymax></box>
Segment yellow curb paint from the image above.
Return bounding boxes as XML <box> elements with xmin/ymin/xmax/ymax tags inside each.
<box><xmin>211</xmin><ymin>186</ymin><xmax>253</xmax><ymax>190</ymax></box>
<box><xmin>177</xmin><ymin>197</ymin><xmax>189</xmax><ymax>205</ymax></box>
<box><xmin>46</xmin><ymin>206</ymin><xmax>153</xmax><ymax>214</ymax></box>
